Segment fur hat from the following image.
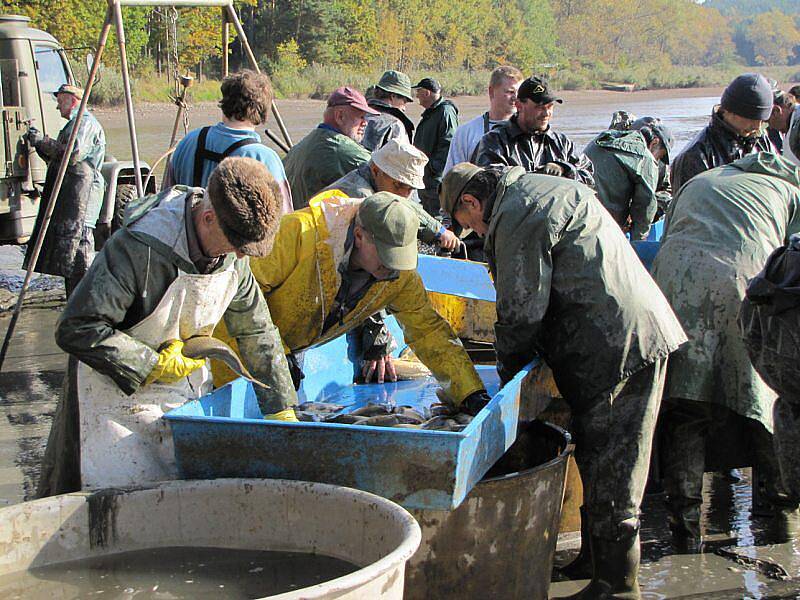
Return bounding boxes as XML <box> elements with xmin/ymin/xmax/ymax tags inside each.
<box><xmin>206</xmin><ymin>157</ymin><xmax>282</xmax><ymax>256</ymax></box>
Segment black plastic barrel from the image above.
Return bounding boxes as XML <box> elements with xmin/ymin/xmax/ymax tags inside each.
<box><xmin>405</xmin><ymin>420</ymin><xmax>572</xmax><ymax>600</ymax></box>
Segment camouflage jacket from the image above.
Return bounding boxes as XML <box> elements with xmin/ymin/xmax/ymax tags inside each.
<box><xmin>484</xmin><ymin>167</ymin><xmax>686</xmax><ymax>405</ymax></box>
<box><xmin>55</xmin><ymin>186</ymin><xmax>298</xmax><ymax>414</ymax></box>
<box><xmin>653</xmin><ymin>153</ymin><xmax>800</xmax><ymax>431</ymax></box>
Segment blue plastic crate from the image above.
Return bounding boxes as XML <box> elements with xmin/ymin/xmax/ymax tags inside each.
<box><xmin>164</xmin><ymin>360</ymin><xmax>529</xmax><ymax>511</ymax></box>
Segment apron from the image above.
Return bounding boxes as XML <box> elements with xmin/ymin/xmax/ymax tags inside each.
<box><xmin>78</xmin><ymin>265</ymin><xmax>238</xmax><ymax>489</ymax></box>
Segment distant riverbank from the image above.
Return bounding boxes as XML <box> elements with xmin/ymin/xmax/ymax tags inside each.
<box><xmin>94</xmin><ymin>64</ymin><xmax>799</xmax><ymax>107</ymax></box>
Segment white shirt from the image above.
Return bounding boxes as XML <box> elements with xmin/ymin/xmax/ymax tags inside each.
<box><xmin>444</xmin><ymin>112</ymin><xmax>506</xmax><ymax>173</ymax></box>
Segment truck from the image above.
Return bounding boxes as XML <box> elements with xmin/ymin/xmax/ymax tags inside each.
<box><xmin>0</xmin><ymin>14</ymin><xmax>155</xmax><ymax>245</ymax></box>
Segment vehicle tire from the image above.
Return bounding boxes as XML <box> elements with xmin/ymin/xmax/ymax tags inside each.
<box><xmin>112</xmin><ymin>183</ymin><xmax>137</xmax><ymax>233</ymax></box>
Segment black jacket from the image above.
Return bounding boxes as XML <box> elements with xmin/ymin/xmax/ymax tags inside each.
<box><xmin>670</xmin><ymin>110</ymin><xmax>774</xmax><ymax>192</ymax></box>
<box><xmin>474</xmin><ymin>115</ymin><xmax>594</xmax><ymax>187</ymax></box>
<box><xmin>413</xmin><ymin>97</ymin><xmax>459</xmax><ymax>192</ymax></box>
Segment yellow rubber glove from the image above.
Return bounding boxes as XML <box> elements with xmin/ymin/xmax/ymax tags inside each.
<box><xmin>264</xmin><ymin>408</ymin><xmax>299</xmax><ymax>422</ymax></box>
<box><xmin>145</xmin><ymin>339</ymin><xmax>206</xmax><ymax>385</ymax></box>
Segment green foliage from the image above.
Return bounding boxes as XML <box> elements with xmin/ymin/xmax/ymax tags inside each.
<box><xmin>5</xmin><ymin>0</ymin><xmax>800</xmax><ymax>100</ymax></box>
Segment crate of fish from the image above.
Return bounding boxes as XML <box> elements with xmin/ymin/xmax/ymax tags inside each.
<box><xmin>164</xmin><ymin>361</ymin><xmax>529</xmax><ymax>511</ymax></box>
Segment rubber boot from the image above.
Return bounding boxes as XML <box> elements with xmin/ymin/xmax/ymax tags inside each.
<box><xmin>557</xmin><ymin>507</ymin><xmax>593</xmax><ymax>580</ymax></box>
<box><xmin>560</xmin><ymin>532</ymin><xmax>641</xmax><ymax>600</ymax></box>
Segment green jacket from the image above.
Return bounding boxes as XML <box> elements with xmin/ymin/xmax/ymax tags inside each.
<box><xmin>283</xmin><ymin>125</ymin><xmax>371</xmax><ymax>209</ymax></box>
<box><xmin>413</xmin><ymin>98</ymin><xmax>458</xmax><ymax>193</ymax></box>
<box><xmin>55</xmin><ymin>186</ymin><xmax>298</xmax><ymax>414</ymax></box>
<box><xmin>323</xmin><ymin>162</ymin><xmax>444</xmax><ymax>243</ymax></box>
<box><xmin>652</xmin><ymin>152</ymin><xmax>800</xmax><ymax>431</ymax></box>
<box><xmin>584</xmin><ymin>130</ymin><xmax>659</xmax><ymax>240</ymax></box>
<box><xmin>484</xmin><ymin>167</ymin><xmax>686</xmax><ymax>406</ymax></box>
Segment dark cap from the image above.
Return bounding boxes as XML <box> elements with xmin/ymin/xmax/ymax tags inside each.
<box><xmin>327</xmin><ymin>86</ymin><xmax>380</xmax><ymax>115</ymax></box>
<box><xmin>439</xmin><ymin>162</ymin><xmax>483</xmax><ymax>217</ymax></box>
<box><xmin>206</xmin><ymin>157</ymin><xmax>283</xmax><ymax>257</ymax></box>
<box><xmin>720</xmin><ymin>73</ymin><xmax>773</xmax><ymax>121</ymax></box>
<box><xmin>517</xmin><ymin>76</ymin><xmax>562</xmax><ymax>105</ymax></box>
<box><xmin>412</xmin><ymin>78</ymin><xmax>441</xmax><ymax>93</ymax></box>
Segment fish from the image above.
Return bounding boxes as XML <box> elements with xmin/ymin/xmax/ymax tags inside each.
<box><xmin>350</xmin><ymin>403</ymin><xmax>393</xmax><ymax>417</ymax></box>
<box><xmin>182</xmin><ymin>336</ymin><xmax>271</xmax><ymax>390</ymax></box>
<box><xmin>297</xmin><ymin>402</ymin><xmax>343</xmax><ymax>414</ymax></box>
<box><xmin>362</xmin><ymin>414</ymin><xmax>401</xmax><ymax>427</ymax></box>
<box><xmin>326</xmin><ymin>413</ymin><xmax>369</xmax><ymax>425</ymax></box>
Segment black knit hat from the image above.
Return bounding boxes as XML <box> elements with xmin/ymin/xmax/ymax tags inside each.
<box><xmin>206</xmin><ymin>157</ymin><xmax>282</xmax><ymax>257</ymax></box>
<box><xmin>720</xmin><ymin>73</ymin><xmax>773</xmax><ymax>121</ymax></box>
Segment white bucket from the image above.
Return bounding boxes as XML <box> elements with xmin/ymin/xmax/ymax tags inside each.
<box><xmin>0</xmin><ymin>479</ymin><xmax>421</xmax><ymax>599</ymax></box>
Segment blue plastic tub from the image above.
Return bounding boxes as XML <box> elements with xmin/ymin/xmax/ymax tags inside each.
<box><xmin>165</xmin><ymin>254</ymin><xmax>525</xmax><ymax>510</ymax></box>
<box><xmin>165</xmin><ymin>362</ymin><xmax>528</xmax><ymax>511</ymax></box>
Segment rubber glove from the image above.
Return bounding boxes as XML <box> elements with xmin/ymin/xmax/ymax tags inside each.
<box><xmin>264</xmin><ymin>408</ymin><xmax>299</xmax><ymax>422</ymax></box>
<box><xmin>460</xmin><ymin>390</ymin><xmax>492</xmax><ymax>416</ymax></box>
<box><xmin>536</xmin><ymin>162</ymin><xmax>564</xmax><ymax>177</ymax></box>
<box><xmin>26</xmin><ymin>127</ymin><xmax>43</xmax><ymax>146</ymax></box>
<box><xmin>145</xmin><ymin>339</ymin><xmax>206</xmax><ymax>385</ymax></box>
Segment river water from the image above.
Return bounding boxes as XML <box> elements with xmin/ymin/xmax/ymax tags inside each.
<box><xmin>94</xmin><ymin>86</ymin><xmax>727</xmax><ymax>168</ymax></box>
<box><xmin>2</xmin><ymin>87</ymin><xmax>800</xmax><ymax>598</ymax></box>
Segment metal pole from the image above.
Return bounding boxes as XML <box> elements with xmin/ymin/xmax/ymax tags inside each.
<box><xmin>225</xmin><ymin>4</ymin><xmax>293</xmax><ymax>148</ymax></box>
<box><xmin>263</xmin><ymin>127</ymin><xmax>289</xmax><ymax>154</ymax></box>
<box><xmin>0</xmin><ymin>9</ymin><xmax>114</xmax><ymax>373</ymax></box>
<box><xmin>221</xmin><ymin>8</ymin><xmax>229</xmax><ymax>78</ymax></box>
<box><xmin>112</xmin><ymin>0</ymin><xmax>144</xmax><ymax>197</ymax></box>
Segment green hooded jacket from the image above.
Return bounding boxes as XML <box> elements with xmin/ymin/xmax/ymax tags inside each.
<box><xmin>484</xmin><ymin>167</ymin><xmax>686</xmax><ymax>406</ymax></box>
<box><xmin>652</xmin><ymin>152</ymin><xmax>800</xmax><ymax>432</ymax></box>
<box><xmin>584</xmin><ymin>129</ymin><xmax>659</xmax><ymax>240</ymax></box>
<box><xmin>55</xmin><ymin>186</ymin><xmax>298</xmax><ymax>414</ymax></box>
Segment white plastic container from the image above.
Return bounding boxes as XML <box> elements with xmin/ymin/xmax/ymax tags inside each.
<box><xmin>0</xmin><ymin>478</ymin><xmax>421</xmax><ymax>599</ymax></box>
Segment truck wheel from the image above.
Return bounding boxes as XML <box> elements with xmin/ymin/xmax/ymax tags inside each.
<box><xmin>112</xmin><ymin>184</ymin><xmax>138</xmax><ymax>233</ymax></box>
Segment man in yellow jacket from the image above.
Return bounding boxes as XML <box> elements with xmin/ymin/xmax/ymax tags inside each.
<box><xmin>214</xmin><ymin>191</ymin><xmax>490</xmax><ymax>414</ymax></box>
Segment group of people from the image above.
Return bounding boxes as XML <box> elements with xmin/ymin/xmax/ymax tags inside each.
<box><xmin>26</xmin><ymin>63</ymin><xmax>800</xmax><ymax>600</ymax></box>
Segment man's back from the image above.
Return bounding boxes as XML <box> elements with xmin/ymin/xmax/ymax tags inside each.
<box><xmin>486</xmin><ymin>168</ymin><xmax>684</xmax><ymax>403</ymax></box>
<box><xmin>283</xmin><ymin>127</ymin><xmax>371</xmax><ymax>209</ymax></box>
<box><xmin>584</xmin><ymin>130</ymin><xmax>658</xmax><ymax>239</ymax></box>
<box><xmin>168</xmin><ymin>123</ymin><xmax>292</xmax><ymax>213</ymax></box>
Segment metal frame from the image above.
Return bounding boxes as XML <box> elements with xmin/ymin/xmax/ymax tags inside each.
<box><xmin>0</xmin><ymin>0</ymin><xmax>293</xmax><ymax>370</ymax></box>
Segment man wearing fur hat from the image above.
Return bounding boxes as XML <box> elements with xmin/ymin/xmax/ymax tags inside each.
<box><xmin>55</xmin><ymin>157</ymin><xmax>298</xmax><ymax>491</ymax></box>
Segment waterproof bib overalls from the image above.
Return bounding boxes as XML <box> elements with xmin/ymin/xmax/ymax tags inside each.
<box><xmin>78</xmin><ymin>265</ymin><xmax>238</xmax><ymax>489</ymax></box>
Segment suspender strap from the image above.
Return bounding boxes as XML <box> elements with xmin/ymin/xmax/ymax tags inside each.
<box><xmin>482</xmin><ymin>112</ymin><xmax>491</xmax><ymax>134</ymax></box>
<box><xmin>191</xmin><ymin>126</ymin><xmax>260</xmax><ymax>187</ymax></box>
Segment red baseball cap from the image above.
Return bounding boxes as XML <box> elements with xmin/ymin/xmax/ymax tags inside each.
<box><xmin>327</xmin><ymin>86</ymin><xmax>379</xmax><ymax>115</ymax></box>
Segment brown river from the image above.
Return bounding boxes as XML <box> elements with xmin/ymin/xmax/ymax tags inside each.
<box><xmin>2</xmin><ymin>87</ymin><xmax>800</xmax><ymax>598</ymax></box>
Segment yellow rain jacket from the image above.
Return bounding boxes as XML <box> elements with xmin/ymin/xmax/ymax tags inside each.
<box><xmin>214</xmin><ymin>191</ymin><xmax>484</xmax><ymax>404</ymax></box>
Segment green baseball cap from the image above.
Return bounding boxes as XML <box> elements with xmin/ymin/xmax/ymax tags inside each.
<box><xmin>358</xmin><ymin>192</ymin><xmax>419</xmax><ymax>271</ymax></box>
<box><xmin>376</xmin><ymin>70</ymin><xmax>413</xmax><ymax>101</ymax></box>
<box><xmin>439</xmin><ymin>162</ymin><xmax>484</xmax><ymax>217</ymax></box>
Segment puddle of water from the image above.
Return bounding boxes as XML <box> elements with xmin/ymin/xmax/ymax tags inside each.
<box><xmin>552</xmin><ymin>470</ymin><xmax>800</xmax><ymax>599</ymax></box>
<box><xmin>0</xmin><ymin>546</ymin><xmax>358</xmax><ymax>599</ymax></box>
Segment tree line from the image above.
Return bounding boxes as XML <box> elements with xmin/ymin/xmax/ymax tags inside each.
<box><xmin>4</xmin><ymin>0</ymin><xmax>799</xmax><ymax>82</ymax></box>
